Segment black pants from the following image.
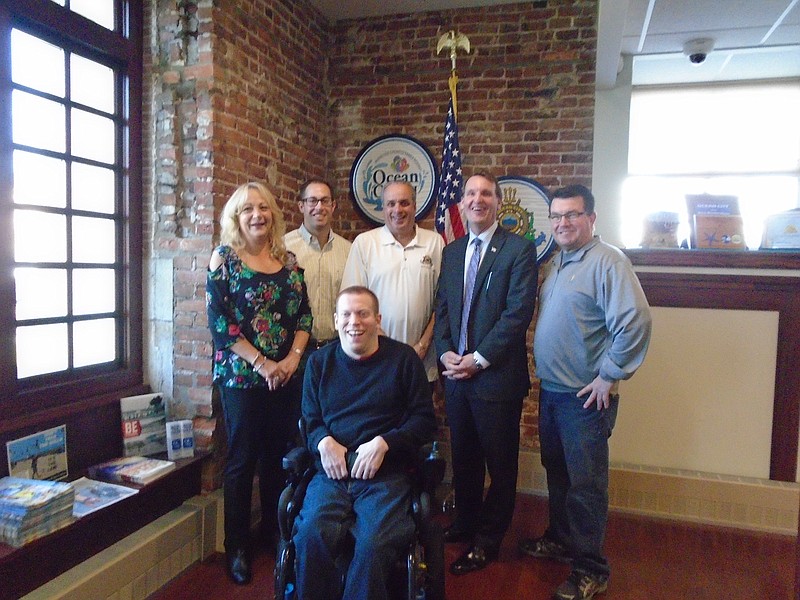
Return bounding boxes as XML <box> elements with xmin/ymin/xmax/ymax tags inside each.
<box><xmin>445</xmin><ymin>380</ymin><xmax>524</xmax><ymax>549</ymax></box>
<box><xmin>220</xmin><ymin>381</ymin><xmax>300</xmax><ymax>551</ymax></box>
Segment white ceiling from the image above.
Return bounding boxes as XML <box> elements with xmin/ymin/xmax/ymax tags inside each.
<box><xmin>308</xmin><ymin>0</ymin><xmax>800</xmax><ymax>87</ymax></box>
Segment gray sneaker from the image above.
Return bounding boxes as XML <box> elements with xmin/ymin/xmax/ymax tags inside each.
<box><xmin>518</xmin><ymin>536</ymin><xmax>571</xmax><ymax>563</ymax></box>
<box><xmin>552</xmin><ymin>571</ymin><xmax>608</xmax><ymax>600</ymax></box>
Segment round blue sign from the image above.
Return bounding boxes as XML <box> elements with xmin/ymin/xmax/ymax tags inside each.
<box><xmin>349</xmin><ymin>134</ymin><xmax>438</xmax><ymax>226</ymax></box>
<box><xmin>497</xmin><ymin>176</ymin><xmax>555</xmax><ymax>264</ymax></box>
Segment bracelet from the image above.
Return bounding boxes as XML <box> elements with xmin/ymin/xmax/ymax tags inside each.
<box><xmin>252</xmin><ymin>350</ymin><xmax>260</xmax><ymax>365</ymax></box>
<box><xmin>252</xmin><ymin>354</ymin><xmax>266</xmax><ymax>371</ymax></box>
<box><xmin>292</xmin><ymin>347</ymin><xmax>303</xmax><ymax>355</ymax></box>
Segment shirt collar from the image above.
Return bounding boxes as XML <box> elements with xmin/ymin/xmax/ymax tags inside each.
<box><xmin>299</xmin><ymin>223</ymin><xmax>333</xmax><ymax>248</ymax></box>
<box><xmin>468</xmin><ymin>221</ymin><xmax>499</xmax><ymax>247</ymax></box>
<box><xmin>558</xmin><ymin>235</ymin><xmax>601</xmax><ymax>267</ymax></box>
<box><xmin>380</xmin><ymin>224</ymin><xmax>418</xmax><ymax>247</ymax></box>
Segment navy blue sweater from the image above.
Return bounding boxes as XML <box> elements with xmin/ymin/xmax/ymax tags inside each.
<box><xmin>303</xmin><ymin>336</ymin><xmax>436</xmax><ymax>472</ymax></box>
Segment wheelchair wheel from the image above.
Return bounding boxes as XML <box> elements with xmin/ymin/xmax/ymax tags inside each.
<box><xmin>406</xmin><ymin>541</ymin><xmax>425</xmax><ymax>600</ymax></box>
<box><xmin>274</xmin><ymin>539</ymin><xmax>295</xmax><ymax>600</ymax></box>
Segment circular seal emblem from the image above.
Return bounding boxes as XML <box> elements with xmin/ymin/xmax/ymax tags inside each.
<box><xmin>349</xmin><ymin>134</ymin><xmax>438</xmax><ymax>226</ymax></box>
<box><xmin>497</xmin><ymin>176</ymin><xmax>555</xmax><ymax>264</ymax></box>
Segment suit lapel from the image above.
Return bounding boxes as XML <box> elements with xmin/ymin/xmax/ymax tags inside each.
<box><xmin>471</xmin><ymin>228</ymin><xmax>506</xmax><ymax>301</ymax></box>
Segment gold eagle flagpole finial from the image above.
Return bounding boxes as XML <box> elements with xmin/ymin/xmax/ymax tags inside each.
<box><xmin>437</xmin><ymin>30</ymin><xmax>471</xmax><ymax>119</ymax></box>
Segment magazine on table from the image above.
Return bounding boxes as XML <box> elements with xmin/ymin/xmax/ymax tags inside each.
<box><xmin>88</xmin><ymin>456</ymin><xmax>175</xmax><ymax>485</ymax></box>
<box><xmin>71</xmin><ymin>477</ymin><xmax>139</xmax><ymax>517</ymax></box>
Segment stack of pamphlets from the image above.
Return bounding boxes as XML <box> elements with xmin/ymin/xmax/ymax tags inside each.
<box><xmin>0</xmin><ymin>477</ymin><xmax>75</xmax><ymax>547</ymax></box>
<box><xmin>88</xmin><ymin>456</ymin><xmax>175</xmax><ymax>485</ymax></box>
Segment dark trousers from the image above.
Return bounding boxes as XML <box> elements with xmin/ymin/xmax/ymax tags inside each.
<box><xmin>220</xmin><ymin>381</ymin><xmax>300</xmax><ymax>552</ymax></box>
<box><xmin>445</xmin><ymin>379</ymin><xmax>524</xmax><ymax>549</ymax></box>
<box><xmin>539</xmin><ymin>388</ymin><xmax>618</xmax><ymax>578</ymax></box>
<box><xmin>293</xmin><ymin>470</ymin><xmax>415</xmax><ymax>600</ymax></box>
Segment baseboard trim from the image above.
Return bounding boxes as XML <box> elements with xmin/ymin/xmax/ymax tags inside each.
<box><xmin>440</xmin><ymin>443</ymin><xmax>799</xmax><ymax>535</ymax></box>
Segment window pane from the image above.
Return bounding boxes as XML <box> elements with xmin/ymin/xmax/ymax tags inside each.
<box><xmin>72</xmin><ymin>216</ymin><xmax>115</xmax><ymax>263</ymax></box>
<box><xmin>12</xmin><ymin>90</ymin><xmax>66</xmax><ymax>153</ymax></box>
<box><xmin>70</xmin><ymin>0</ymin><xmax>115</xmax><ymax>30</ymax></box>
<box><xmin>629</xmin><ymin>84</ymin><xmax>800</xmax><ymax>175</ymax></box>
<box><xmin>16</xmin><ymin>323</ymin><xmax>69</xmax><ymax>378</ymax></box>
<box><xmin>72</xmin><ymin>163</ymin><xmax>115</xmax><ymax>213</ymax></box>
<box><xmin>71</xmin><ymin>54</ymin><xmax>114</xmax><ymax>113</ymax></box>
<box><xmin>15</xmin><ymin>268</ymin><xmax>68</xmax><ymax>320</ymax></box>
<box><xmin>74</xmin><ymin>319</ymin><xmax>116</xmax><ymax>367</ymax></box>
<box><xmin>14</xmin><ymin>210</ymin><xmax>67</xmax><ymax>262</ymax></box>
<box><xmin>13</xmin><ymin>151</ymin><xmax>67</xmax><ymax>208</ymax></box>
<box><xmin>71</xmin><ymin>109</ymin><xmax>115</xmax><ymax>163</ymax></box>
<box><xmin>621</xmin><ymin>175</ymin><xmax>799</xmax><ymax>250</ymax></box>
<box><xmin>73</xmin><ymin>269</ymin><xmax>115</xmax><ymax>315</ymax></box>
<box><xmin>11</xmin><ymin>29</ymin><xmax>65</xmax><ymax>97</ymax></box>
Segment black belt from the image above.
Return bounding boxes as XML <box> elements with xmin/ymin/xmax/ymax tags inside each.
<box><xmin>309</xmin><ymin>338</ymin><xmax>336</xmax><ymax>350</ymax></box>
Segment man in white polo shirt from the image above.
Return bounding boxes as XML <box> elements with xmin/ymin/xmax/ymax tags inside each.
<box><xmin>341</xmin><ymin>181</ymin><xmax>443</xmax><ymax>383</ymax></box>
<box><xmin>285</xmin><ymin>178</ymin><xmax>352</xmax><ymax>352</ymax></box>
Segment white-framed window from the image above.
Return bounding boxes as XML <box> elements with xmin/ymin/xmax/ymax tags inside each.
<box><xmin>621</xmin><ymin>81</ymin><xmax>800</xmax><ymax>249</ymax></box>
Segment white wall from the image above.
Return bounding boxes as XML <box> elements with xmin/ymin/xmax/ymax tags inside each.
<box><xmin>610</xmin><ymin>306</ymin><xmax>778</xmax><ymax>478</ymax></box>
<box><xmin>591</xmin><ymin>54</ymin><xmax>632</xmax><ymax>248</ymax></box>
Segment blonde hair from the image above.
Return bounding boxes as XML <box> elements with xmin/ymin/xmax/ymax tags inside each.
<box><xmin>220</xmin><ymin>182</ymin><xmax>288</xmax><ymax>264</ymax></box>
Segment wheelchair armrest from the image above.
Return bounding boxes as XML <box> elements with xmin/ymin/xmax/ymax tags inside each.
<box><xmin>282</xmin><ymin>445</ymin><xmax>311</xmax><ymax>476</ymax></box>
<box><xmin>419</xmin><ymin>441</ymin><xmax>446</xmax><ymax>497</ymax></box>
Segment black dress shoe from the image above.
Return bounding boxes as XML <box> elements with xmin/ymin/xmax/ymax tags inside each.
<box><xmin>449</xmin><ymin>544</ymin><xmax>499</xmax><ymax>576</ymax></box>
<box><xmin>443</xmin><ymin>523</ymin><xmax>474</xmax><ymax>543</ymax></box>
<box><xmin>226</xmin><ymin>548</ymin><xmax>252</xmax><ymax>585</ymax></box>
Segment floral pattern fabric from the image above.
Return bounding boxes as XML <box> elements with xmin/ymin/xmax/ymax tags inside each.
<box><xmin>207</xmin><ymin>245</ymin><xmax>312</xmax><ymax>388</ymax></box>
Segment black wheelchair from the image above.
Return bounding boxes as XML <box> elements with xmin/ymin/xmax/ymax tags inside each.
<box><xmin>274</xmin><ymin>438</ymin><xmax>447</xmax><ymax>600</ymax></box>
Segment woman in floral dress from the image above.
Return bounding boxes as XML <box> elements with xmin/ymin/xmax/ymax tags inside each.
<box><xmin>207</xmin><ymin>182</ymin><xmax>312</xmax><ymax>585</ymax></box>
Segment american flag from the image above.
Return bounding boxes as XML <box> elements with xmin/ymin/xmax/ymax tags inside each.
<box><xmin>435</xmin><ymin>96</ymin><xmax>466</xmax><ymax>243</ymax></box>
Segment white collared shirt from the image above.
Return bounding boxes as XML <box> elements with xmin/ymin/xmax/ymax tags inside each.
<box><xmin>341</xmin><ymin>225</ymin><xmax>444</xmax><ymax>381</ymax></box>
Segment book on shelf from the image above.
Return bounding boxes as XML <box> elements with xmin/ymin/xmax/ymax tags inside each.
<box><xmin>120</xmin><ymin>392</ymin><xmax>167</xmax><ymax>457</ymax></box>
<box><xmin>71</xmin><ymin>477</ymin><xmax>139</xmax><ymax>518</ymax></box>
<box><xmin>686</xmin><ymin>194</ymin><xmax>745</xmax><ymax>249</ymax></box>
<box><xmin>88</xmin><ymin>456</ymin><xmax>175</xmax><ymax>485</ymax></box>
<box><xmin>0</xmin><ymin>476</ymin><xmax>75</xmax><ymax>547</ymax></box>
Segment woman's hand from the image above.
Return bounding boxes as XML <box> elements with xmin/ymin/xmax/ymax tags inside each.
<box><xmin>256</xmin><ymin>358</ymin><xmax>285</xmax><ymax>391</ymax></box>
<box><xmin>275</xmin><ymin>351</ymin><xmax>301</xmax><ymax>384</ymax></box>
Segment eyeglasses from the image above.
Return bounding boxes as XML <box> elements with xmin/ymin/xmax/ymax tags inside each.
<box><xmin>548</xmin><ymin>211</ymin><xmax>586</xmax><ymax>223</ymax></box>
<box><xmin>301</xmin><ymin>196</ymin><xmax>333</xmax><ymax>207</ymax></box>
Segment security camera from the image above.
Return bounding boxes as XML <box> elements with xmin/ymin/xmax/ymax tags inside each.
<box><xmin>683</xmin><ymin>38</ymin><xmax>714</xmax><ymax>64</ymax></box>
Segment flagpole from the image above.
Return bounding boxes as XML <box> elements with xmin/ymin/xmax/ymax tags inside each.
<box><xmin>435</xmin><ymin>31</ymin><xmax>471</xmax><ymax>243</ymax></box>
<box><xmin>449</xmin><ymin>73</ymin><xmax>459</xmax><ymax>121</ymax></box>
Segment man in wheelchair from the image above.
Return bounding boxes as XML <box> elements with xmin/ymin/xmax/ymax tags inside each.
<box><xmin>291</xmin><ymin>285</ymin><xmax>437</xmax><ymax>600</ymax></box>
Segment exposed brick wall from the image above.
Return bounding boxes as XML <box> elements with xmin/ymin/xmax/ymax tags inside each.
<box><xmin>145</xmin><ymin>0</ymin><xmax>597</xmax><ymax>489</ymax></box>
<box><xmin>327</xmin><ymin>1</ymin><xmax>597</xmax><ymax>447</ymax></box>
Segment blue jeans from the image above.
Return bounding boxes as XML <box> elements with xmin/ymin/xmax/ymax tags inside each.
<box><xmin>293</xmin><ymin>469</ymin><xmax>415</xmax><ymax>600</ymax></box>
<box><xmin>220</xmin><ymin>382</ymin><xmax>300</xmax><ymax>552</ymax></box>
<box><xmin>538</xmin><ymin>388</ymin><xmax>618</xmax><ymax>578</ymax></box>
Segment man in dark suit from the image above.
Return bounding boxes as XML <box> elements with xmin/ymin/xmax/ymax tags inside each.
<box><xmin>434</xmin><ymin>172</ymin><xmax>538</xmax><ymax>575</ymax></box>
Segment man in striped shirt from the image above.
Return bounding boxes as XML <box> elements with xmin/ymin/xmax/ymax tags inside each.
<box><xmin>285</xmin><ymin>179</ymin><xmax>352</xmax><ymax>352</ymax></box>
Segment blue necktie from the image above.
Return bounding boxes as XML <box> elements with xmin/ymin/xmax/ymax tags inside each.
<box><xmin>458</xmin><ymin>238</ymin><xmax>482</xmax><ymax>354</ymax></box>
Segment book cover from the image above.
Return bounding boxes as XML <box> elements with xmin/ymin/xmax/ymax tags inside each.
<box><xmin>71</xmin><ymin>477</ymin><xmax>139</xmax><ymax>518</ymax></box>
<box><xmin>693</xmin><ymin>214</ymin><xmax>746</xmax><ymax>249</ymax></box>
<box><xmin>761</xmin><ymin>209</ymin><xmax>800</xmax><ymax>249</ymax></box>
<box><xmin>88</xmin><ymin>456</ymin><xmax>175</xmax><ymax>485</ymax></box>
<box><xmin>686</xmin><ymin>194</ymin><xmax>744</xmax><ymax>249</ymax></box>
<box><xmin>6</xmin><ymin>425</ymin><xmax>68</xmax><ymax>481</ymax></box>
<box><xmin>120</xmin><ymin>393</ymin><xmax>167</xmax><ymax>457</ymax></box>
